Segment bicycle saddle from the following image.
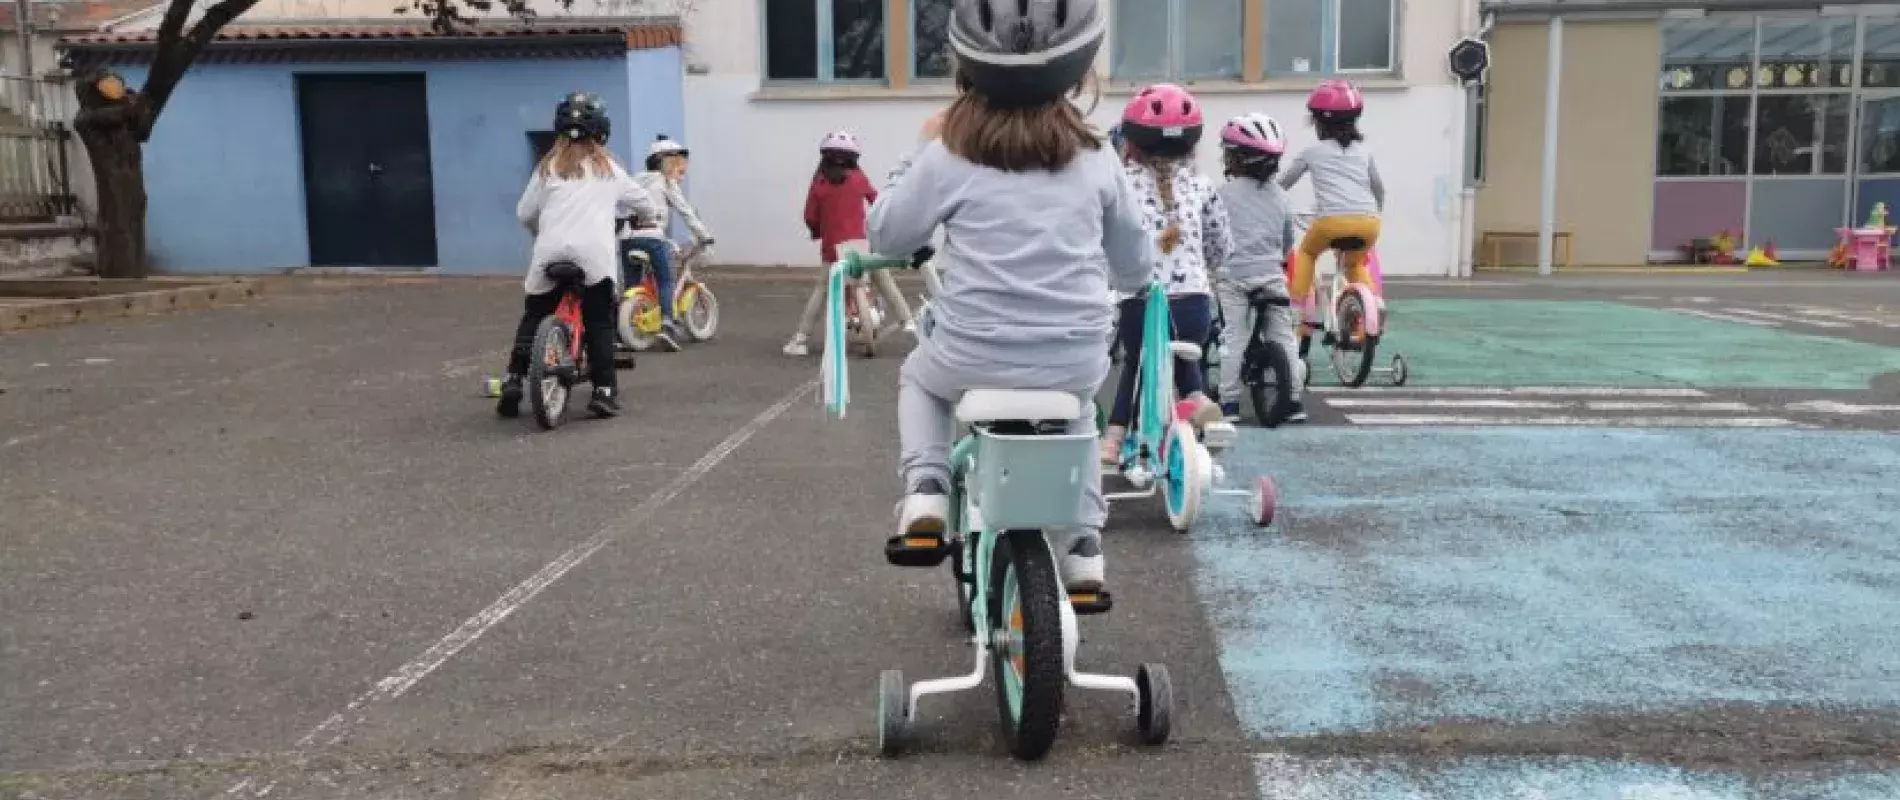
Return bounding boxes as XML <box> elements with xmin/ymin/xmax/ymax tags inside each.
<box><xmin>544</xmin><ymin>261</ymin><xmax>586</xmax><ymax>285</ymax></box>
<box><xmin>1329</xmin><ymin>236</ymin><xmax>1368</xmax><ymax>252</ymax></box>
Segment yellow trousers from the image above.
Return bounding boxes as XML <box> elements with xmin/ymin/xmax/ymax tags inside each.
<box><xmin>1290</xmin><ymin>215</ymin><xmax>1382</xmax><ymax>305</ymax></box>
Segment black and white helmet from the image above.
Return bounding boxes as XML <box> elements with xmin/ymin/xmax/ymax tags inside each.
<box><xmin>949</xmin><ymin>0</ymin><xmax>1106</xmax><ymax>107</ymax></box>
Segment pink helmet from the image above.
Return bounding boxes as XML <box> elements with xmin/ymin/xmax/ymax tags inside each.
<box><xmin>1306</xmin><ymin>79</ymin><xmax>1364</xmax><ymax>121</ymax></box>
<box><xmin>1220</xmin><ymin>113</ymin><xmax>1286</xmax><ymax>156</ymax></box>
<box><xmin>1120</xmin><ymin>83</ymin><xmax>1203</xmax><ymax>157</ymax></box>
<box><xmin>819</xmin><ymin>130</ymin><xmax>861</xmax><ymax>155</ymax></box>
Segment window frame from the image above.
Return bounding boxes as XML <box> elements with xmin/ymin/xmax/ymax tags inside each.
<box><xmin>758</xmin><ymin>0</ymin><xmax>891</xmax><ymax>86</ymax></box>
<box><xmin>1259</xmin><ymin>0</ymin><xmax>1401</xmax><ymax>79</ymax></box>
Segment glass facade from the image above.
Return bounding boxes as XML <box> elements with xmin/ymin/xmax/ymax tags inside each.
<box><xmin>1654</xmin><ymin>14</ymin><xmax>1900</xmax><ymax>259</ymax></box>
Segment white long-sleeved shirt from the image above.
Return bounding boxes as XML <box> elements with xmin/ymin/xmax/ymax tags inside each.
<box><xmin>1123</xmin><ymin>160</ymin><xmax>1231</xmax><ymax>297</ymax></box>
<box><xmin>625</xmin><ymin>170</ymin><xmax>712</xmax><ymax>242</ymax></box>
<box><xmin>516</xmin><ymin>161</ymin><xmax>657</xmax><ymax>295</ymax></box>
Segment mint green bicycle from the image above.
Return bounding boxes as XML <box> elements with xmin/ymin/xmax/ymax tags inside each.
<box><xmin>822</xmin><ymin>251</ymin><xmax>1174</xmax><ymax>761</ymax></box>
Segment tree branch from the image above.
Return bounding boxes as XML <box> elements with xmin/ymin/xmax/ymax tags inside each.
<box><xmin>139</xmin><ymin>0</ymin><xmax>265</xmax><ymax>140</ymax></box>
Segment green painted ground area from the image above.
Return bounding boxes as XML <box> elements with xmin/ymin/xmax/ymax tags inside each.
<box><xmin>1337</xmin><ymin>299</ymin><xmax>1900</xmax><ymax>389</ymax></box>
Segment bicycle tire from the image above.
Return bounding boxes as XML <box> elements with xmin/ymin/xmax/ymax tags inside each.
<box><xmin>988</xmin><ymin>529</ymin><xmax>1065</xmax><ymax>761</ymax></box>
<box><xmin>526</xmin><ymin>315</ymin><xmax>573</xmax><ymax>430</ymax></box>
<box><xmin>682</xmin><ymin>284</ymin><xmax>719</xmax><ymax>342</ymax></box>
<box><xmin>1248</xmin><ymin>339</ymin><xmax>1295</xmax><ymax>428</ymax></box>
<box><xmin>1330</xmin><ymin>293</ymin><xmax>1377</xmax><ymax>388</ymax></box>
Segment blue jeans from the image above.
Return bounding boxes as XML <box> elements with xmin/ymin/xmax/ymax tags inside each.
<box><xmin>623</xmin><ymin>237</ymin><xmax>674</xmax><ymax>322</ymax></box>
<box><xmin>1108</xmin><ymin>293</ymin><xmax>1213</xmax><ymax>426</ymax></box>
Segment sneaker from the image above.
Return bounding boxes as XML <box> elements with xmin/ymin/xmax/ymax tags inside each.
<box><xmin>1288</xmin><ymin>399</ymin><xmax>1308</xmax><ymax>424</ymax></box>
<box><xmin>587</xmin><ymin>387</ymin><xmax>623</xmax><ymax>418</ymax></box>
<box><xmin>782</xmin><ymin>334</ymin><xmax>810</xmax><ymax>357</ymax></box>
<box><xmin>656</xmin><ymin>322</ymin><xmax>683</xmax><ymax>353</ymax></box>
<box><xmin>496</xmin><ymin>374</ymin><xmax>524</xmax><ymax>418</ymax></box>
<box><xmin>1186</xmin><ymin>395</ymin><xmax>1224</xmax><ymax>429</ymax></box>
<box><xmin>1059</xmin><ymin>534</ymin><xmax>1105</xmax><ymax>594</ymax></box>
<box><xmin>895</xmin><ymin>478</ymin><xmax>950</xmax><ymax>540</ymax></box>
<box><xmin>1220</xmin><ymin>401</ymin><xmax>1241</xmax><ymax>422</ymax></box>
<box><xmin>1099</xmin><ymin>426</ymin><xmax>1126</xmax><ymax>466</ymax></box>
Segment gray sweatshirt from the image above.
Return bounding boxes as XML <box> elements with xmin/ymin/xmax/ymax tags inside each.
<box><xmin>1215</xmin><ymin>177</ymin><xmax>1295</xmax><ymax>294</ymax></box>
<box><xmin>1278</xmin><ymin>140</ymin><xmax>1385</xmax><ymax>218</ymax></box>
<box><xmin>868</xmin><ymin>139</ymin><xmax>1156</xmax><ymax>374</ymax></box>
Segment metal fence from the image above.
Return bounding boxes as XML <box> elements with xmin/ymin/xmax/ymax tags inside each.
<box><xmin>0</xmin><ymin>74</ymin><xmax>77</xmax><ymax>223</ymax></box>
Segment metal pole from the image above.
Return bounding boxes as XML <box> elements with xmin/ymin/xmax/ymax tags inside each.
<box><xmin>1538</xmin><ymin>16</ymin><xmax>1563</xmax><ymax>276</ymax></box>
<box><xmin>12</xmin><ymin>0</ymin><xmax>33</xmax><ymax>77</ymax></box>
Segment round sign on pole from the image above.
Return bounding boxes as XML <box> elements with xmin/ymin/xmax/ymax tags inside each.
<box><xmin>1449</xmin><ymin>37</ymin><xmax>1490</xmax><ymax>84</ymax></box>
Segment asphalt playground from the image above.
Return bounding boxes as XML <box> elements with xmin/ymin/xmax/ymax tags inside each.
<box><xmin>2</xmin><ymin>269</ymin><xmax>1898</xmax><ymax>799</ymax></box>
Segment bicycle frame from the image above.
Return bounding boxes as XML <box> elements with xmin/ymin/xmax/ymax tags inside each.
<box><xmin>623</xmin><ymin>240</ymin><xmax>708</xmax><ymax>324</ymax></box>
<box><xmin>1108</xmin><ymin>281</ymin><xmax>1181</xmax><ymax>495</ymax></box>
<box><xmin>555</xmin><ymin>287</ymin><xmax>587</xmax><ymax>365</ymax></box>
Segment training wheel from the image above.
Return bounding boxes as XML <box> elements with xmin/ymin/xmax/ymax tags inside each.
<box><xmin>1135</xmin><ymin>663</ymin><xmax>1173</xmax><ymax>745</ymax></box>
<box><xmin>1250</xmin><ymin>476</ymin><xmax>1277</xmax><ymax>527</ymax></box>
<box><xmin>877</xmin><ymin>669</ymin><xmax>910</xmax><ymax>757</ymax></box>
<box><xmin>1390</xmin><ymin>353</ymin><xmax>1409</xmax><ymax>386</ymax></box>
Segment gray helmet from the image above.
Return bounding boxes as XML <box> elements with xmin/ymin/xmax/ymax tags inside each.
<box><xmin>949</xmin><ymin>0</ymin><xmax>1105</xmax><ymax>108</ymax></box>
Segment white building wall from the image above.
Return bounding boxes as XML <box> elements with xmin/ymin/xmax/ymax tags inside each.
<box><xmin>679</xmin><ymin>0</ymin><xmax>1474</xmax><ymax>276</ymax></box>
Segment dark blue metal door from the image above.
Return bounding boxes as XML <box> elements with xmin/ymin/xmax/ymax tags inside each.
<box><xmin>296</xmin><ymin>74</ymin><xmax>439</xmax><ymax>267</ymax></box>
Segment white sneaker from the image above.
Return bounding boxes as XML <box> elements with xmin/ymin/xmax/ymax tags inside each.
<box><xmin>1051</xmin><ymin>529</ymin><xmax>1105</xmax><ymax>593</ymax></box>
<box><xmin>894</xmin><ymin>491</ymin><xmax>949</xmax><ymax>538</ymax></box>
<box><xmin>782</xmin><ymin>335</ymin><xmax>809</xmax><ymax>357</ymax></box>
<box><xmin>1099</xmin><ymin>427</ymin><xmax>1126</xmax><ymax>466</ymax></box>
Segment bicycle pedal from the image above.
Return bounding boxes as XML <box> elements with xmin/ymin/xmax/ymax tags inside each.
<box><xmin>1069</xmin><ymin>590</ymin><xmax>1114</xmax><ymax>615</ymax></box>
<box><xmin>884</xmin><ymin>534</ymin><xmax>949</xmax><ymax>568</ymax></box>
<box><xmin>1201</xmin><ymin>421</ymin><xmax>1238</xmax><ymax>451</ymax></box>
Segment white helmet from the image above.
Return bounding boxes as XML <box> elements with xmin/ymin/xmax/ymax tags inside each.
<box><xmin>648</xmin><ymin>135</ymin><xmax>689</xmax><ymax>158</ymax></box>
<box><xmin>820</xmin><ymin>130</ymin><xmax>861</xmax><ymax>155</ymax></box>
<box><xmin>1220</xmin><ymin>112</ymin><xmax>1287</xmax><ymax>157</ymax></box>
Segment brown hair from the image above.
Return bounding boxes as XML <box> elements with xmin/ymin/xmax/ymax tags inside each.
<box><xmin>1140</xmin><ymin>154</ymin><xmax>1185</xmax><ymax>254</ymax></box>
<box><xmin>539</xmin><ymin>136</ymin><xmax>620</xmax><ymax>180</ymax></box>
<box><xmin>939</xmin><ymin>71</ymin><xmax>1102</xmax><ymax>172</ymax></box>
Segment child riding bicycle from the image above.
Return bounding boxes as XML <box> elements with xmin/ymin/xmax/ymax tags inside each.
<box><xmin>785</xmin><ymin>130</ymin><xmax>916</xmax><ymax>357</ymax></box>
<box><xmin>1279</xmin><ymin>79</ymin><xmax>1384</xmax><ymax>308</ymax></box>
<box><xmin>871</xmin><ymin>0</ymin><xmax>1153</xmax><ymax>595</ymax></box>
<box><xmin>498</xmin><ymin>92</ymin><xmax>658</xmax><ymax>420</ymax></box>
<box><xmin>625</xmin><ymin>134</ymin><xmax>715</xmax><ymax>352</ymax></box>
<box><xmin>1215</xmin><ymin>112</ymin><xmax>1306</xmax><ymax>423</ymax></box>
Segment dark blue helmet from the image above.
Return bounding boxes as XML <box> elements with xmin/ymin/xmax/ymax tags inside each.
<box><xmin>554</xmin><ymin>92</ymin><xmax>610</xmax><ymax>144</ymax></box>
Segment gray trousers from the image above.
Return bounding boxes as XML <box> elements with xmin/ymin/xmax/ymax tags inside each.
<box><xmin>898</xmin><ymin>338</ymin><xmax>1109</xmax><ymax>538</ymax></box>
<box><xmin>1215</xmin><ymin>279</ymin><xmax>1303</xmax><ymax>402</ymax></box>
<box><xmin>793</xmin><ymin>270</ymin><xmax>914</xmax><ymax>340</ymax></box>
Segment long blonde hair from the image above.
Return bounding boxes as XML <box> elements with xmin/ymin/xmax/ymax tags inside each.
<box><xmin>940</xmin><ymin>71</ymin><xmax>1103</xmax><ymax>172</ymax></box>
<box><xmin>539</xmin><ymin>136</ymin><xmax>619</xmax><ymax>180</ymax></box>
<box><xmin>1139</xmin><ymin>153</ymin><xmax>1185</xmax><ymax>254</ymax></box>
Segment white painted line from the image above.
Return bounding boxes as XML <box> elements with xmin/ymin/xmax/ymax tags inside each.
<box><xmin>1718</xmin><ymin>308</ymin><xmax>1851</xmax><ymax>328</ymax></box>
<box><xmin>1344</xmin><ymin>414</ymin><xmax>1806</xmax><ymax>428</ymax></box>
<box><xmin>1782</xmin><ymin>307</ymin><xmax>1900</xmax><ymax>328</ymax></box>
<box><xmin>223</xmin><ymin>380</ymin><xmax>818</xmax><ymax>797</ymax></box>
<box><xmin>1321</xmin><ymin>397</ymin><xmax>1569</xmax><ymax>409</ymax></box>
<box><xmin>1583</xmin><ymin>401</ymin><xmax>1757</xmax><ymax>412</ymax></box>
<box><xmin>1784</xmin><ymin>399</ymin><xmax>1900</xmax><ymax>414</ymax></box>
<box><xmin>1307</xmin><ymin>385</ymin><xmax>1708</xmax><ymax>397</ymax></box>
<box><xmin>1675</xmin><ymin>296</ymin><xmax>1719</xmax><ymax>304</ymax></box>
<box><xmin>1667</xmin><ymin>308</ymin><xmax>1779</xmax><ymax>327</ymax></box>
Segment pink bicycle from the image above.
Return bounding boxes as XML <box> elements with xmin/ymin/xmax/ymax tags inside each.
<box><xmin>1292</xmin><ymin>212</ymin><xmax>1408</xmax><ymax>389</ymax></box>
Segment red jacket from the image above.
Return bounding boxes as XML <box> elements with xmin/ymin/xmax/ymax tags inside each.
<box><xmin>805</xmin><ymin>169</ymin><xmax>878</xmax><ymax>264</ymax></box>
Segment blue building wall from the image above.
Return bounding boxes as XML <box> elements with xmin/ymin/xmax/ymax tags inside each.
<box><xmin>121</xmin><ymin>46</ymin><xmax>684</xmax><ymax>274</ymax></box>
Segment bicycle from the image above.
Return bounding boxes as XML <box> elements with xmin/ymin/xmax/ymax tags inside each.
<box><xmin>1291</xmin><ymin>212</ymin><xmax>1408</xmax><ymax>389</ymax></box>
<box><xmin>616</xmin><ymin>235</ymin><xmax>718</xmax><ymax>353</ymax></box>
<box><xmin>1204</xmin><ymin>288</ymin><xmax>1299</xmax><ymax>428</ymax></box>
<box><xmin>821</xmin><ymin>251</ymin><xmax>1175</xmax><ymax>761</ymax></box>
<box><xmin>523</xmin><ymin>261</ymin><xmax>594</xmax><ymax>430</ymax></box>
<box><xmin>1105</xmin><ymin>283</ymin><xmax>1278</xmax><ymax>532</ymax></box>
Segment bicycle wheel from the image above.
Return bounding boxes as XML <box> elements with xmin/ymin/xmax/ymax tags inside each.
<box><xmin>681</xmin><ymin>283</ymin><xmax>719</xmax><ymax>342</ymax></box>
<box><xmin>1329</xmin><ymin>292</ymin><xmax>1377</xmax><ymax>388</ymax></box>
<box><xmin>988</xmin><ymin>529</ymin><xmax>1065</xmax><ymax>761</ymax></box>
<box><xmin>1247</xmin><ymin>339</ymin><xmax>1295</xmax><ymax>428</ymax></box>
<box><xmin>618</xmin><ymin>290</ymin><xmax>661</xmax><ymax>352</ymax></box>
<box><xmin>526</xmin><ymin>315</ymin><xmax>574</xmax><ymax>430</ymax></box>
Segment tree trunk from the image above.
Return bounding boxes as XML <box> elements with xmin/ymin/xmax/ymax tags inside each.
<box><xmin>75</xmin><ymin>119</ymin><xmax>147</xmax><ymax>279</ymax></box>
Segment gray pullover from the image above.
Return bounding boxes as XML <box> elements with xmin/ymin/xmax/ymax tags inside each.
<box><xmin>868</xmin><ymin>140</ymin><xmax>1156</xmax><ymax>377</ymax></box>
<box><xmin>1278</xmin><ymin>140</ymin><xmax>1385</xmax><ymax>218</ymax></box>
<box><xmin>1215</xmin><ymin>177</ymin><xmax>1296</xmax><ymax>294</ymax></box>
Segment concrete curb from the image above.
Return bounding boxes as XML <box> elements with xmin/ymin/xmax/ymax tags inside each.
<box><xmin>1475</xmin><ymin>266</ymin><xmax>1754</xmax><ymax>275</ymax></box>
<box><xmin>0</xmin><ymin>277</ymin><xmax>265</xmax><ymax>333</ymax></box>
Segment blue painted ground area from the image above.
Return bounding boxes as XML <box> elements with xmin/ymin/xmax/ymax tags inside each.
<box><xmin>1195</xmin><ymin>427</ymin><xmax>1900</xmax><ymax>738</ymax></box>
<box><xmin>1253</xmin><ymin>755</ymin><xmax>1900</xmax><ymax>799</ymax></box>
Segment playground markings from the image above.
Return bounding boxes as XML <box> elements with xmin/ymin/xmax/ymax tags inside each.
<box><xmin>1312</xmin><ymin>386</ymin><xmax>1828</xmax><ymax>428</ymax></box>
<box><xmin>1656</xmin><ymin>297</ymin><xmax>1900</xmax><ymax>330</ymax></box>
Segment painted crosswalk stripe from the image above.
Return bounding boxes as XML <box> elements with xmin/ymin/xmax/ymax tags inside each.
<box><xmin>1306</xmin><ymin>385</ymin><xmax>1709</xmax><ymax>397</ymax></box>
<box><xmin>1321</xmin><ymin>398</ymin><xmax>1568</xmax><ymax>409</ymax></box>
<box><xmin>1718</xmin><ymin>307</ymin><xmax>1852</xmax><ymax>328</ymax></box>
<box><xmin>1781</xmin><ymin>306</ymin><xmax>1900</xmax><ymax>328</ymax></box>
<box><xmin>1342</xmin><ymin>414</ymin><xmax>1808</xmax><ymax>428</ymax></box>
<box><xmin>1582</xmin><ymin>400</ymin><xmax>1758</xmax><ymax>412</ymax></box>
<box><xmin>1668</xmin><ymin>308</ymin><xmax>1779</xmax><ymax>326</ymax></box>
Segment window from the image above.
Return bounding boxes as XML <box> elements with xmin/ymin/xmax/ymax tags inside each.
<box><xmin>913</xmin><ymin>0</ymin><xmax>952</xmax><ymax>80</ymax></box>
<box><xmin>763</xmin><ymin>0</ymin><xmax>887</xmax><ymax>82</ymax></box>
<box><xmin>1753</xmin><ymin>94</ymin><xmax>1850</xmax><ymax>175</ymax></box>
<box><xmin>1111</xmin><ymin>0</ymin><xmax>1244</xmax><ymax>81</ymax></box>
<box><xmin>1264</xmin><ymin>0</ymin><xmax>1396</xmax><ymax>76</ymax></box>
<box><xmin>1657</xmin><ymin>96</ymin><xmax>1751</xmax><ymax>176</ymax></box>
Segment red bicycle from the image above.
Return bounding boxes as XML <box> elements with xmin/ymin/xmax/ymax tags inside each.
<box><xmin>526</xmin><ymin>261</ymin><xmax>593</xmax><ymax>430</ymax></box>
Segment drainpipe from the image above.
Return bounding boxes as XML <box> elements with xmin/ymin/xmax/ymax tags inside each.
<box><xmin>1537</xmin><ymin>15</ymin><xmax>1563</xmax><ymax>277</ymax></box>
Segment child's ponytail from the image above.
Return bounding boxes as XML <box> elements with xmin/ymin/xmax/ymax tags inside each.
<box><xmin>1144</xmin><ymin>155</ymin><xmax>1183</xmax><ymax>254</ymax></box>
